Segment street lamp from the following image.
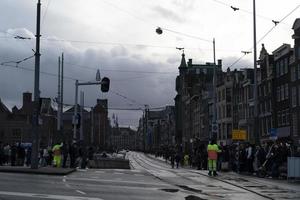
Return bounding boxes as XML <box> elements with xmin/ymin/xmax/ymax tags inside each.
<box><xmin>253</xmin><ymin>0</ymin><xmax>259</xmax><ymax>144</ymax></box>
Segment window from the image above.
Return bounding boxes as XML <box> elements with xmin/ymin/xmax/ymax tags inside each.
<box><xmin>291</xmin><ymin>66</ymin><xmax>296</xmax><ymax>81</ymax></box>
<box><xmin>277</xmin><ymin>87</ymin><xmax>280</xmax><ymax>102</ymax></box>
<box><xmin>298</xmin><ymin>86</ymin><xmax>300</xmax><ymax>105</ymax></box>
<box><xmin>226</xmin><ymin>105</ymin><xmax>232</xmax><ymax>118</ymax></box>
<box><xmin>278</xmin><ymin>112</ymin><xmax>282</xmax><ymax>126</ymax></box>
<box><xmin>276</xmin><ymin>62</ymin><xmax>280</xmax><ymax>77</ymax></box>
<box><xmin>282</xmin><ymin>111</ymin><xmax>286</xmax><ymax>126</ymax></box>
<box><xmin>285</xmin><ymin>83</ymin><xmax>289</xmax><ymax>99</ymax></box>
<box><xmin>280</xmin><ymin>85</ymin><xmax>284</xmax><ymax>101</ymax></box>
<box><xmin>284</xmin><ymin>58</ymin><xmax>288</xmax><ymax>74</ymax></box>
<box><xmin>298</xmin><ymin>64</ymin><xmax>300</xmax><ymax>80</ymax></box>
<box><xmin>292</xmin><ymin>87</ymin><xmax>297</xmax><ymax>107</ymax></box>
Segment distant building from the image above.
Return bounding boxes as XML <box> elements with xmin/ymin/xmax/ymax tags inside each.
<box><xmin>257</xmin><ymin>44</ymin><xmax>274</xmax><ymax>141</ymax></box>
<box><xmin>110</xmin><ymin>127</ymin><xmax>136</xmax><ymax>150</ymax></box>
<box><xmin>0</xmin><ymin>92</ymin><xmax>56</xmax><ymax>146</ymax></box>
<box><xmin>290</xmin><ymin>18</ymin><xmax>300</xmax><ymax>145</ymax></box>
<box><xmin>175</xmin><ymin>52</ymin><xmax>222</xmax><ymax>152</ymax></box>
<box><xmin>272</xmin><ymin>44</ymin><xmax>293</xmax><ymax>140</ymax></box>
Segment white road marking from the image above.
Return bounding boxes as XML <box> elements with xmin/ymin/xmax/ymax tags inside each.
<box><xmin>133</xmin><ymin>174</ymin><xmax>144</xmax><ymax>176</ymax></box>
<box><xmin>0</xmin><ymin>191</ymin><xmax>102</xmax><ymax>200</ymax></box>
<box><xmin>95</xmin><ymin>171</ymin><xmax>105</xmax><ymax>173</ymax></box>
<box><xmin>65</xmin><ymin>184</ymin><xmax>71</xmax><ymax>188</ymax></box>
<box><xmin>67</xmin><ymin>177</ymin><xmax>169</xmax><ymax>186</ymax></box>
<box><xmin>76</xmin><ymin>190</ymin><xmax>86</xmax><ymax>195</ymax></box>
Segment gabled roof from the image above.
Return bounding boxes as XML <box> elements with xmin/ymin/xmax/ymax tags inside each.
<box><xmin>0</xmin><ymin>99</ymin><xmax>11</xmax><ymax>114</ymax></box>
<box><xmin>292</xmin><ymin>18</ymin><xmax>300</xmax><ymax>30</ymax></box>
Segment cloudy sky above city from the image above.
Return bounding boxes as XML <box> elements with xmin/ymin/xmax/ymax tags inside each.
<box><xmin>0</xmin><ymin>0</ymin><xmax>299</xmax><ymax>127</ymax></box>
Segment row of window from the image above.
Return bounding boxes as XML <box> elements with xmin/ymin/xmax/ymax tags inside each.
<box><xmin>258</xmin><ymin>82</ymin><xmax>272</xmax><ymax>97</ymax></box>
<box><xmin>291</xmin><ymin>64</ymin><xmax>300</xmax><ymax>81</ymax></box>
<box><xmin>275</xmin><ymin>57</ymin><xmax>289</xmax><ymax>77</ymax></box>
<box><xmin>291</xmin><ymin>85</ymin><xmax>300</xmax><ymax>107</ymax></box>
<box><xmin>260</xmin><ymin>117</ymin><xmax>272</xmax><ymax>136</ymax></box>
<box><xmin>276</xmin><ymin>83</ymin><xmax>289</xmax><ymax>102</ymax></box>
<box><xmin>277</xmin><ymin>109</ymin><xmax>290</xmax><ymax>127</ymax></box>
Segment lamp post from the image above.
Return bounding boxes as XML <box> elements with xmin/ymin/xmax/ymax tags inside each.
<box><xmin>31</xmin><ymin>0</ymin><xmax>41</xmax><ymax>169</ymax></box>
<box><xmin>253</xmin><ymin>0</ymin><xmax>259</xmax><ymax>144</ymax></box>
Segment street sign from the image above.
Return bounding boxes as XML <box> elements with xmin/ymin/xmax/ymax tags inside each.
<box><xmin>232</xmin><ymin>129</ymin><xmax>247</xmax><ymax>140</ymax></box>
<box><xmin>269</xmin><ymin>128</ymin><xmax>277</xmax><ymax>140</ymax></box>
<box><xmin>212</xmin><ymin>123</ymin><xmax>218</xmax><ymax>133</ymax></box>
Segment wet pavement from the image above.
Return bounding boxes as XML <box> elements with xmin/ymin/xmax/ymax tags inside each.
<box><xmin>0</xmin><ymin>152</ymin><xmax>299</xmax><ymax>200</ymax></box>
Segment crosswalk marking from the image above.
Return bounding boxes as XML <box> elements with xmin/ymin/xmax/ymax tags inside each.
<box><xmin>0</xmin><ymin>191</ymin><xmax>103</xmax><ymax>200</ymax></box>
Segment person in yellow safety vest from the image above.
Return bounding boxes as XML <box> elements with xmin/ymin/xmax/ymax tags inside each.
<box><xmin>52</xmin><ymin>142</ymin><xmax>63</xmax><ymax>168</ymax></box>
<box><xmin>184</xmin><ymin>154</ymin><xmax>189</xmax><ymax>166</ymax></box>
<box><xmin>207</xmin><ymin>139</ymin><xmax>221</xmax><ymax>176</ymax></box>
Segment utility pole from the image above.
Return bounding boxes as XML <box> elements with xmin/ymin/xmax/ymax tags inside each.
<box><xmin>91</xmin><ymin>107</ymin><xmax>94</xmax><ymax>145</ymax></box>
<box><xmin>31</xmin><ymin>0</ymin><xmax>41</xmax><ymax>169</ymax></box>
<box><xmin>80</xmin><ymin>91</ymin><xmax>84</xmax><ymax>141</ymax></box>
<box><xmin>57</xmin><ymin>57</ymin><xmax>61</xmax><ymax>132</ymax></box>
<box><xmin>73</xmin><ymin>80</ymin><xmax>78</xmax><ymax>140</ymax></box>
<box><xmin>212</xmin><ymin>38</ymin><xmax>218</xmax><ymax>140</ymax></box>
<box><xmin>253</xmin><ymin>0</ymin><xmax>259</xmax><ymax>144</ymax></box>
<box><xmin>60</xmin><ymin>53</ymin><xmax>64</xmax><ymax>139</ymax></box>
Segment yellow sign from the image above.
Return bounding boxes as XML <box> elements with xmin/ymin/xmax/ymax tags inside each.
<box><xmin>232</xmin><ymin>129</ymin><xmax>247</xmax><ymax>140</ymax></box>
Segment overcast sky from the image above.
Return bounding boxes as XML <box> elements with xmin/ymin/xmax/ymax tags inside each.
<box><xmin>0</xmin><ymin>0</ymin><xmax>299</xmax><ymax>127</ymax></box>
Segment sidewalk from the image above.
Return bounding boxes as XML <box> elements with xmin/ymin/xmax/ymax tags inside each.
<box><xmin>147</xmin><ymin>153</ymin><xmax>300</xmax><ymax>187</ymax></box>
<box><xmin>0</xmin><ymin>166</ymin><xmax>76</xmax><ymax>175</ymax></box>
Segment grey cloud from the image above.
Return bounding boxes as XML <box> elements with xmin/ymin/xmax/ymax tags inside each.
<box><xmin>172</xmin><ymin>0</ymin><xmax>196</xmax><ymax>10</ymax></box>
<box><xmin>152</xmin><ymin>6</ymin><xmax>186</xmax><ymax>23</ymax></box>
<box><xmin>221</xmin><ymin>56</ymin><xmax>253</xmax><ymax>70</ymax></box>
<box><xmin>167</xmin><ymin>56</ymin><xmax>180</xmax><ymax>64</ymax></box>
<box><xmin>0</xmin><ymin>29</ymin><xmax>178</xmax><ymax>127</ymax></box>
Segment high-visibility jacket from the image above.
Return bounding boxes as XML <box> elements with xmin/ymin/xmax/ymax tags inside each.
<box><xmin>207</xmin><ymin>144</ymin><xmax>221</xmax><ymax>160</ymax></box>
<box><xmin>52</xmin><ymin>143</ymin><xmax>63</xmax><ymax>156</ymax></box>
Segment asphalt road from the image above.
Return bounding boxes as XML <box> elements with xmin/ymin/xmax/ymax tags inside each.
<box><xmin>0</xmin><ymin>151</ymin><xmax>299</xmax><ymax>200</ymax></box>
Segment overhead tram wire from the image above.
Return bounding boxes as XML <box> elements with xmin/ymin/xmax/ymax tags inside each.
<box><xmin>210</xmin><ymin>0</ymin><xmax>287</xmax><ymax>25</ymax></box>
<box><xmin>64</xmin><ymin>62</ymin><xmax>177</xmax><ymax>75</ymax></box>
<box><xmin>0</xmin><ymin>63</ymin><xmax>81</xmax><ymax>81</ymax></box>
<box><xmin>41</xmin><ymin>0</ymin><xmax>52</xmax><ymax>30</ymax></box>
<box><xmin>227</xmin><ymin>4</ymin><xmax>300</xmax><ymax>69</ymax></box>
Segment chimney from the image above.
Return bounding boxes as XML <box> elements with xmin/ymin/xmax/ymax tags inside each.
<box><xmin>23</xmin><ymin>92</ymin><xmax>32</xmax><ymax>106</ymax></box>
<box><xmin>217</xmin><ymin>59</ymin><xmax>222</xmax><ymax>67</ymax></box>
<box><xmin>188</xmin><ymin>59</ymin><xmax>192</xmax><ymax>67</ymax></box>
<box><xmin>97</xmin><ymin>99</ymin><xmax>108</xmax><ymax>109</ymax></box>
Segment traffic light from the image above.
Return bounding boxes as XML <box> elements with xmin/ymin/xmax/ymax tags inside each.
<box><xmin>101</xmin><ymin>77</ymin><xmax>110</xmax><ymax>92</ymax></box>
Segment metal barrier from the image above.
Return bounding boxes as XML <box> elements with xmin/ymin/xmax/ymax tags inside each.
<box><xmin>287</xmin><ymin>157</ymin><xmax>300</xmax><ymax>180</ymax></box>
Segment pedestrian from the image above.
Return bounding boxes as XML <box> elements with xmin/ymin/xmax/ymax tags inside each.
<box><xmin>170</xmin><ymin>151</ymin><xmax>175</xmax><ymax>169</ymax></box>
<box><xmin>62</xmin><ymin>142</ymin><xmax>68</xmax><ymax>168</ymax></box>
<box><xmin>10</xmin><ymin>143</ymin><xmax>17</xmax><ymax>166</ymax></box>
<box><xmin>246</xmin><ymin>143</ymin><xmax>254</xmax><ymax>173</ymax></box>
<box><xmin>3</xmin><ymin>144</ymin><xmax>10</xmax><ymax>165</ymax></box>
<box><xmin>52</xmin><ymin>142</ymin><xmax>63</xmax><ymax>167</ymax></box>
<box><xmin>26</xmin><ymin>146</ymin><xmax>31</xmax><ymax>166</ymax></box>
<box><xmin>207</xmin><ymin>139</ymin><xmax>221</xmax><ymax>176</ymax></box>
<box><xmin>184</xmin><ymin>153</ymin><xmax>189</xmax><ymax>167</ymax></box>
<box><xmin>175</xmin><ymin>152</ymin><xmax>181</xmax><ymax>169</ymax></box>
<box><xmin>0</xmin><ymin>142</ymin><xmax>4</xmax><ymax>166</ymax></box>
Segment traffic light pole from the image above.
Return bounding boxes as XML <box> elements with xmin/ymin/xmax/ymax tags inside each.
<box><xmin>73</xmin><ymin>80</ymin><xmax>106</xmax><ymax>142</ymax></box>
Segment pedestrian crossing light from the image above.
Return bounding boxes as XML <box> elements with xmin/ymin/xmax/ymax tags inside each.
<box><xmin>101</xmin><ymin>77</ymin><xmax>110</xmax><ymax>92</ymax></box>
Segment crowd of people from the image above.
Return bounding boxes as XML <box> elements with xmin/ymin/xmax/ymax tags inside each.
<box><xmin>0</xmin><ymin>141</ymin><xmax>97</xmax><ymax>169</ymax></box>
<box><xmin>155</xmin><ymin>140</ymin><xmax>300</xmax><ymax>179</ymax></box>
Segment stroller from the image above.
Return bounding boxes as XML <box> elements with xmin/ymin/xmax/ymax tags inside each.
<box><xmin>257</xmin><ymin>144</ymin><xmax>274</xmax><ymax>178</ymax></box>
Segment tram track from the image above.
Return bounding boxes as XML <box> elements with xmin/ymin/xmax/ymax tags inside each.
<box><xmin>130</xmin><ymin>152</ymin><xmax>273</xmax><ymax>200</ymax></box>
